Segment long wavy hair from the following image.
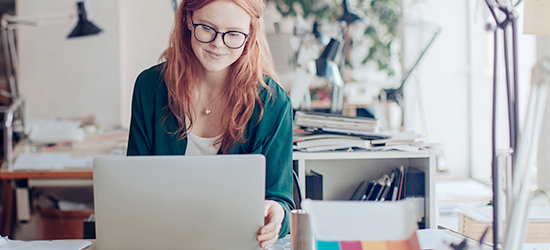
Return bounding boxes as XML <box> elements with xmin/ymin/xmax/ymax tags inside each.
<box><xmin>160</xmin><ymin>0</ymin><xmax>278</xmax><ymax>153</ymax></box>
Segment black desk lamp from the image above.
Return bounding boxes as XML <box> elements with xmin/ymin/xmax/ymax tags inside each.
<box><xmin>339</xmin><ymin>0</ymin><xmax>361</xmax><ymax>25</ymax></box>
<box><xmin>315</xmin><ymin>38</ymin><xmax>344</xmax><ymax>114</ymax></box>
<box><xmin>67</xmin><ymin>1</ymin><xmax>103</xmax><ymax>38</ymax></box>
<box><xmin>0</xmin><ymin>0</ymin><xmax>103</xmax><ymax>168</ymax></box>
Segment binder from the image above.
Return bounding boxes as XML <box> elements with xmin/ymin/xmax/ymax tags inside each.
<box><xmin>360</xmin><ymin>181</ymin><xmax>376</xmax><ymax>201</ymax></box>
<box><xmin>397</xmin><ymin>166</ymin><xmax>406</xmax><ymax>200</ymax></box>
<box><xmin>306</xmin><ymin>170</ymin><xmax>323</xmax><ymax>200</ymax></box>
<box><xmin>378</xmin><ymin>172</ymin><xmax>394</xmax><ymax>202</ymax></box>
<box><xmin>404</xmin><ymin>167</ymin><xmax>425</xmax><ymax>198</ymax></box>
<box><xmin>350</xmin><ymin>181</ymin><xmax>367</xmax><ymax>200</ymax></box>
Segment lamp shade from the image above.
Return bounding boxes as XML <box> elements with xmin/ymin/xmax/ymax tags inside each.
<box><xmin>67</xmin><ymin>1</ymin><xmax>102</xmax><ymax>38</ymax></box>
<box><xmin>315</xmin><ymin>38</ymin><xmax>341</xmax><ymax>78</ymax></box>
<box><xmin>339</xmin><ymin>0</ymin><xmax>361</xmax><ymax>24</ymax></box>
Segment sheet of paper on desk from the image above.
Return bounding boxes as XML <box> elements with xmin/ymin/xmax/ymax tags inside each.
<box><xmin>0</xmin><ymin>236</ymin><xmax>91</xmax><ymax>250</ymax></box>
<box><xmin>415</xmin><ymin>229</ymin><xmax>470</xmax><ymax>249</ymax></box>
<box><xmin>13</xmin><ymin>153</ymin><xmax>101</xmax><ymax>170</ymax></box>
<box><xmin>28</xmin><ymin>119</ymin><xmax>85</xmax><ymax>143</ymax></box>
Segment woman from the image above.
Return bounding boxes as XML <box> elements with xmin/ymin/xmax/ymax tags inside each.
<box><xmin>126</xmin><ymin>0</ymin><xmax>294</xmax><ymax>248</ymax></box>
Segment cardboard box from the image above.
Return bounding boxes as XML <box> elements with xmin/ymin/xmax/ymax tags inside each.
<box><xmin>458</xmin><ymin>206</ymin><xmax>550</xmax><ymax>243</ymax></box>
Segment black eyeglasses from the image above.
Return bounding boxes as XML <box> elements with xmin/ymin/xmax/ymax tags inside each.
<box><xmin>191</xmin><ymin>20</ymin><xmax>249</xmax><ymax>49</ymax></box>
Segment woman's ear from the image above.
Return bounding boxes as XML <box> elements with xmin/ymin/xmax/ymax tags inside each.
<box><xmin>186</xmin><ymin>17</ymin><xmax>193</xmax><ymax>31</ymax></box>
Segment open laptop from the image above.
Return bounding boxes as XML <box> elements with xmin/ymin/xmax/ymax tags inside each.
<box><xmin>93</xmin><ymin>155</ymin><xmax>265</xmax><ymax>250</ymax></box>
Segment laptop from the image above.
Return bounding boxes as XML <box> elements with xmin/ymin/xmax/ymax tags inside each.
<box><xmin>93</xmin><ymin>155</ymin><xmax>265</xmax><ymax>250</ymax></box>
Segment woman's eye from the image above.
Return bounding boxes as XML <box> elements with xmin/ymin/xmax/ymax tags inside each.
<box><xmin>202</xmin><ymin>25</ymin><xmax>214</xmax><ymax>31</ymax></box>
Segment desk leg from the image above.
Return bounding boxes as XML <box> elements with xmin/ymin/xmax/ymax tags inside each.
<box><xmin>297</xmin><ymin>159</ymin><xmax>306</xmax><ymax>200</ymax></box>
<box><xmin>1</xmin><ymin>179</ymin><xmax>15</xmax><ymax>236</ymax></box>
<box><xmin>14</xmin><ymin>180</ymin><xmax>31</xmax><ymax>222</ymax></box>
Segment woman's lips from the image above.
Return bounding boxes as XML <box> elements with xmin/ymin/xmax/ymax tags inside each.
<box><xmin>206</xmin><ymin>50</ymin><xmax>226</xmax><ymax>60</ymax></box>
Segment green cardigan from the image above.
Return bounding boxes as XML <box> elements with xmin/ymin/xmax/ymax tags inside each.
<box><xmin>127</xmin><ymin>64</ymin><xmax>295</xmax><ymax>238</ymax></box>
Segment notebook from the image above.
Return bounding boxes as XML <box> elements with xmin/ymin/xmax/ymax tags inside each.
<box><xmin>92</xmin><ymin>155</ymin><xmax>266</xmax><ymax>250</ymax></box>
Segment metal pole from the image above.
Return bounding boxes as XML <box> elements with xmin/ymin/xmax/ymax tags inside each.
<box><xmin>491</xmin><ymin>27</ymin><xmax>500</xmax><ymax>250</ymax></box>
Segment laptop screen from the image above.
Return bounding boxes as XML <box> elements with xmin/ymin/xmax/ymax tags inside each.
<box><xmin>93</xmin><ymin>155</ymin><xmax>265</xmax><ymax>250</ymax></box>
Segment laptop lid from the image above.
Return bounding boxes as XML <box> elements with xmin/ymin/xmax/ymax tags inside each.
<box><xmin>93</xmin><ymin>155</ymin><xmax>265</xmax><ymax>250</ymax></box>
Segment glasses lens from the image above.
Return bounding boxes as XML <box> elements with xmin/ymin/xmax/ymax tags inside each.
<box><xmin>224</xmin><ymin>32</ymin><xmax>246</xmax><ymax>49</ymax></box>
<box><xmin>194</xmin><ymin>25</ymin><xmax>216</xmax><ymax>43</ymax></box>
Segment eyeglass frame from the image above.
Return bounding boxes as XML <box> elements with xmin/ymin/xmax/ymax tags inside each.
<box><xmin>191</xmin><ymin>19</ymin><xmax>249</xmax><ymax>49</ymax></box>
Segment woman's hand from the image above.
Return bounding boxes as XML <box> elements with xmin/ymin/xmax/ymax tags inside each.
<box><xmin>257</xmin><ymin>200</ymin><xmax>284</xmax><ymax>249</ymax></box>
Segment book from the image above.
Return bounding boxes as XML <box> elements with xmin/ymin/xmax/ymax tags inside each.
<box><xmin>296</xmin><ymin>138</ymin><xmax>371</xmax><ymax>150</ymax></box>
<box><xmin>293</xmin><ymin>132</ymin><xmax>372</xmax><ymax>143</ymax></box>
<box><xmin>350</xmin><ymin>181</ymin><xmax>368</xmax><ymax>200</ymax></box>
<box><xmin>370</xmin><ymin>133</ymin><xmax>426</xmax><ymax>146</ymax></box>
<box><xmin>306</xmin><ymin>171</ymin><xmax>323</xmax><ymax>200</ymax></box>
<box><xmin>294</xmin><ymin>111</ymin><xmax>379</xmax><ymax>133</ymax></box>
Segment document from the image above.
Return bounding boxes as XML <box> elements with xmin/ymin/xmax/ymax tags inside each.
<box><xmin>12</xmin><ymin>153</ymin><xmax>99</xmax><ymax>170</ymax></box>
<box><xmin>0</xmin><ymin>236</ymin><xmax>91</xmax><ymax>250</ymax></box>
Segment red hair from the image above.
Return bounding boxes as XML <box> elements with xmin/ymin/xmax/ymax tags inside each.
<box><xmin>160</xmin><ymin>0</ymin><xmax>278</xmax><ymax>153</ymax></box>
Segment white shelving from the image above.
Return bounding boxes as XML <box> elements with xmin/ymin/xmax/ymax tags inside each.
<box><xmin>293</xmin><ymin>150</ymin><xmax>437</xmax><ymax>228</ymax></box>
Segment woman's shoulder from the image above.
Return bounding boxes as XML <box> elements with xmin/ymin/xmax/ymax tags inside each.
<box><xmin>259</xmin><ymin>75</ymin><xmax>291</xmax><ymax>106</ymax></box>
<box><xmin>134</xmin><ymin>63</ymin><xmax>166</xmax><ymax>93</ymax></box>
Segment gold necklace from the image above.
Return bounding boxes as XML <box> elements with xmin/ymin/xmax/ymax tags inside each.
<box><xmin>199</xmin><ymin>86</ymin><xmax>224</xmax><ymax>116</ymax></box>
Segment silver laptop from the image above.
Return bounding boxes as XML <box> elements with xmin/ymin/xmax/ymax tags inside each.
<box><xmin>93</xmin><ymin>155</ymin><xmax>265</xmax><ymax>250</ymax></box>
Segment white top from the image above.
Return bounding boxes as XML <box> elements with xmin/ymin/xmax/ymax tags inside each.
<box><xmin>186</xmin><ymin>132</ymin><xmax>221</xmax><ymax>155</ymax></box>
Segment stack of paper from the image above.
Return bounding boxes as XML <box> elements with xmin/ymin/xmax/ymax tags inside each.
<box><xmin>294</xmin><ymin>111</ymin><xmax>380</xmax><ymax>134</ymax></box>
<box><xmin>0</xmin><ymin>236</ymin><xmax>91</xmax><ymax>250</ymax></box>
<box><xmin>293</xmin><ymin>130</ymin><xmax>427</xmax><ymax>152</ymax></box>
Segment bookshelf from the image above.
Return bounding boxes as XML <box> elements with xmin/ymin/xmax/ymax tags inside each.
<box><xmin>293</xmin><ymin>150</ymin><xmax>437</xmax><ymax>228</ymax></box>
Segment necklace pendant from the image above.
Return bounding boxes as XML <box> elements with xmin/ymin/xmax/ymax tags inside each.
<box><xmin>205</xmin><ymin>107</ymin><xmax>211</xmax><ymax>115</ymax></box>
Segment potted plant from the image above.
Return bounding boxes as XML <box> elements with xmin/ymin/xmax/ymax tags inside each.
<box><xmin>269</xmin><ymin>0</ymin><xmax>401</xmax><ymax>80</ymax></box>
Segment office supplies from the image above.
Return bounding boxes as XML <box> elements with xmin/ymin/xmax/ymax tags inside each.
<box><xmin>404</xmin><ymin>167</ymin><xmax>425</xmax><ymax>198</ymax></box>
<box><xmin>360</xmin><ymin>181</ymin><xmax>375</xmax><ymax>201</ymax></box>
<box><xmin>378</xmin><ymin>172</ymin><xmax>394</xmax><ymax>202</ymax></box>
<box><xmin>93</xmin><ymin>155</ymin><xmax>265</xmax><ymax>250</ymax></box>
<box><xmin>302</xmin><ymin>199</ymin><xmax>420</xmax><ymax>249</ymax></box>
<box><xmin>290</xmin><ymin>210</ymin><xmax>313</xmax><ymax>250</ymax></box>
<box><xmin>292</xmin><ymin>150</ymin><xmax>437</xmax><ymax>229</ymax></box>
<box><xmin>349</xmin><ymin>181</ymin><xmax>367</xmax><ymax>201</ymax></box>
<box><xmin>306</xmin><ymin>171</ymin><xmax>323</xmax><ymax>200</ymax></box>
<box><xmin>479</xmin><ymin>227</ymin><xmax>489</xmax><ymax>248</ymax></box>
<box><xmin>396</xmin><ymin>165</ymin><xmax>406</xmax><ymax>201</ymax></box>
<box><xmin>294</xmin><ymin>111</ymin><xmax>379</xmax><ymax>133</ymax></box>
<box><xmin>458</xmin><ymin>206</ymin><xmax>550</xmax><ymax>243</ymax></box>
<box><xmin>0</xmin><ymin>235</ymin><xmax>91</xmax><ymax>250</ymax></box>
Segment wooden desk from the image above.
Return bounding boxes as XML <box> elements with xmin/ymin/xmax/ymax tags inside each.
<box><xmin>0</xmin><ymin>168</ymin><xmax>93</xmax><ymax>236</ymax></box>
<box><xmin>0</xmin><ymin>129</ymin><xmax>127</xmax><ymax>237</ymax></box>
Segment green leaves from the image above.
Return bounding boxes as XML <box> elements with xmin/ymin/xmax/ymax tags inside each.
<box><xmin>269</xmin><ymin>0</ymin><xmax>400</xmax><ymax>77</ymax></box>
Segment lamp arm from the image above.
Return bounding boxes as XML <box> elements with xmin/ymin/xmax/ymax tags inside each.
<box><xmin>1</xmin><ymin>14</ymin><xmax>19</xmax><ymax>100</ymax></box>
<box><xmin>503</xmin><ymin>58</ymin><xmax>550</xmax><ymax>250</ymax></box>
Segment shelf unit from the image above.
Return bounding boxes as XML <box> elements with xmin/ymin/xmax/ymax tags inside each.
<box><xmin>293</xmin><ymin>150</ymin><xmax>436</xmax><ymax>228</ymax></box>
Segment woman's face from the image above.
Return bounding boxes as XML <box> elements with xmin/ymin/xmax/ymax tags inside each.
<box><xmin>188</xmin><ymin>0</ymin><xmax>251</xmax><ymax>76</ymax></box>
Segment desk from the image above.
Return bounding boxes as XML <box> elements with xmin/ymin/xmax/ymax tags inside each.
<box><xmin>69</xmin><ymin>230</ymin><xmax>498</xmax><ymax>250</ymax></box>
<box><xmin>0</xmin><ymin>129</ymin><xmax>127</xmax><ymax>237</ymax></box>
<box><xmin>81</xmin><ymin>237</ymin><xmax>292</xmax><ymax>250</ymax></box>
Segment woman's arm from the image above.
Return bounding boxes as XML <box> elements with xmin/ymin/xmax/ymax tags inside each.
<box><xmin>127</xmin><ymin>70</ymin><xmax>155</xmax><ymax>156</ymax></box>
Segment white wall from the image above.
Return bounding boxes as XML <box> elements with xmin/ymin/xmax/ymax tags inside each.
<box><xmin>401</xmin><ymin>0</ymin><xmax>536</xmax><ymax>178</ymax></box>
<box><xmin>17</xmin><ymin>0</ymin><xmax>173</xmax><ymax>127</ymax></box>
<box><xmin>119</xmin><ymin>0</ymin><xmax>173</xmax><ymax>128</ymax></box>
<box><xmin>401</xmin><ymin>0</ymin><xmax>471</xmax><ymax>176</ymax></box>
